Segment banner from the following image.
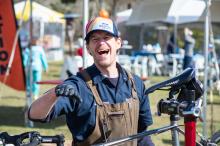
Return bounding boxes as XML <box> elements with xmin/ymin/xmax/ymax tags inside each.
<box><xmin>0</xmin><ymin>0</ymin><xmax>25</xmax><ymax>91</ymax></box>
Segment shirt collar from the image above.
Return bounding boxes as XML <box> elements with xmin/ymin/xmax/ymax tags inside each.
<box><xmin>116</xmin><ymin>63</ymin><xmax>129</xmax><ymax>81</ymax></box>
<box><xmin>86</xmin><ymin>63</ymin><xmax>128</xmax><ymax>85</ymax></box>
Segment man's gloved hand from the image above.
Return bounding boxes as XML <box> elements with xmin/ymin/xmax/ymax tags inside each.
<box><xmin>55</xmin><ymin>84</ymin><xmax>82</xmax><ymax>103</ymax></box>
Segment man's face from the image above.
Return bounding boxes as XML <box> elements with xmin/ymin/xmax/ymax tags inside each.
<box><xmin>86</xmin><ymin>31</ymin><xmax>121</xmax><ymax>68</ymax></box>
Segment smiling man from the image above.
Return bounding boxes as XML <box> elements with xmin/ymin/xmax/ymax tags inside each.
<box><xmin>28</xmin><ymin>17</ymin><xmax>154</xmax><ymax>146</ymax></box>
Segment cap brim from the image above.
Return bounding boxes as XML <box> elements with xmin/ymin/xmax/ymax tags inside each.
<box><xmin>85</xmin><ymin>30</ymin><xmax>118</xmax><ymax>41</ymax></box>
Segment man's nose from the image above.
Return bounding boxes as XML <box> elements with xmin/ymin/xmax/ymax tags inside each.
<box><xmin>97</xmin><ymin>39</ymin><xmax>106</xmax><ymax>45</ymax></box>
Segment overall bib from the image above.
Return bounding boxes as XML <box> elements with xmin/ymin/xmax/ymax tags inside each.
<box><xmin>77</xmin><ymin>70</ymin><xmax>139</xmax><ymax>146</ymax></box>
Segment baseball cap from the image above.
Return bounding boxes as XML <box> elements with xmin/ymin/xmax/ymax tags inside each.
<box><xmin>85</xmin><ymin>17</ymin><xmax>119</xmax><ymax>41</ymax></box>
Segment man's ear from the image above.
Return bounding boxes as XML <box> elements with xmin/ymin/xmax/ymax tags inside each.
<box><xmin>117</xmin><ymin>37</ymin><xmax>122</xmax><ymax>48</ymax></box>
<box><xmin>86</xmin><ymin>44</ymin><xmax>92</xmax><ymax>55</ymax></box>
<box><xmin>115</xmin><ymin>38</ymin><xmax>122</xmax><ymax>55</ymax></box>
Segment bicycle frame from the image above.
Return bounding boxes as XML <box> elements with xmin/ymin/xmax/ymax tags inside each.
<box><xmin>92</xmin><ymin>125</ymin><xmax>178</xmax><ymax>146</ymax></box>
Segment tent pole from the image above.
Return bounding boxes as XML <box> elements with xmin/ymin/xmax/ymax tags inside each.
<box><xmin>207</xmin><ymin>0</ymin><xmax>218</xmax><ymax>136</ymax></box>
<box><xmin>26</xmin><ymin>0</ymin><xmax>34</xmax><ymax>128</ymax></box>
<box><xmin>139</xmin><ymin>24</ymin><xmax>145</xmax><ymax>50</ymax></box>
<box><xmin>203</xmin><ymin>0</ymin><xmax>211</xmax><ymax>138</ymax></box>
<box><xmin>39</xmin><ymin>20</ymin><xmax>44</xmax><ymax>39</ymax></box>
<box><xmin>83</xmin><ymin>0</ymin><xmax>89</xmax><ymax>68</ymax></box>
<box><xmin>173</xmin><ymin>17</ymin><xmax>178</xmax><ymax>53</ymax></box>
<box><xmin>209</xmin><ymin>18</ymin><xmax>220</xmax><ymax>82</ymax></box>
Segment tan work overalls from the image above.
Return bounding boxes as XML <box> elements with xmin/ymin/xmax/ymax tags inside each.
<box><xmin>76</xmin><ymin>70</ymin><xmax>140</xmax><ymax>146</ymax></box>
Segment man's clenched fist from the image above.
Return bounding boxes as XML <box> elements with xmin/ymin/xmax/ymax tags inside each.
<box><xmin>55</xmin><ymin>84</ymin><xmax>82</xmax><ymax>103</ymax></box>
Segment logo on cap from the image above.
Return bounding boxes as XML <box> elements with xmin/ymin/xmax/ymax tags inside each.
<box><xmin>98</xmin><ymin>22</ymin><xmax>111</xmax><ymax>32</ymax></box>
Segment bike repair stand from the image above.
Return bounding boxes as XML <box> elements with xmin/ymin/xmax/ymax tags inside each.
<box><xmin>24</xmin><ymin>90</ymin><xmax>34</xmax><ymax>128</ymax></box>
<box><xmin>182</xmin><ymin>89</ymin><xmax>197</xmax><ymax>146</ymax></box>
<box><xmin>170</xmin><ymin>115</ymin><xmax>180</xmax><ymax>146</ymax></box>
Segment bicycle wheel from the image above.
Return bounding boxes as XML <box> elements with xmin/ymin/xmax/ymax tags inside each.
<box><xmin>210</xmin><ymin>130</ymin><xmax>220</xmax><ymax>144</ymax></box>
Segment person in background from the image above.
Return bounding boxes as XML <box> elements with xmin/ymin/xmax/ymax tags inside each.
<box><xmin>28</xmin><ymin>17</ymin><xmax>154</xmax><ymax>146</ymax></box>
<box><xmin>166</xmin><ymin>33</ymin><xmax>175</xmax><ymax>54</ymax></box>
<box><xmin>23</xmin><ymin>38</ymin><xmax>48</xmax><ymax>100</ymax></box>
<box><xmin>183</xmin><ymin>27</ymin><xmax>195</xmax><ymax>69</ymax></box>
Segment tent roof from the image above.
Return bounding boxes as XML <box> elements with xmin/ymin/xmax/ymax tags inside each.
<box><xmin>127</xmin><ymin>0</ymin><xmax>173</xmax><ymax>25</ymax></box>
<box><xmin>127</xmin><ymin>0</ymin><xmax>212</xmax><ymax>26</ymax></box>
<box><xmin>199</xmin><ymin>0</ymin><xmax>220</xmax><ymax>22</ymax></box>
<box><xmin>14</xmin><ymin>1</ymin><xmax>64</xmax><ymax>23</ymax></box>
<box><xmin>116</xmin><ymin>9</ymin><xmax>132</xmax><ymax>24</ymax></box>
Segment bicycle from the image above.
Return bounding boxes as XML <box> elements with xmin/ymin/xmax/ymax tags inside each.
<box><xmin>0</xmin><ymin>131</ymin><xmax>65</xmax><ymax>146</ymax></box>
<box><xmin>92</xmin><ymin>68</ymin><xmax>220</xmax><ymax>146</ymax></box>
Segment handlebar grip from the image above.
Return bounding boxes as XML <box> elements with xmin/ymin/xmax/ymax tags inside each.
<box><xmin>0</xmin><ymin>132</ymin><xmax>27</xmax><ymax>145</ymax></box>
<box><xmin>0</xmin><ymin>132</ymin><xmax>65</xmax><ymax>146</ymax></box>
<box><xmin>41</xmin><ymin>135</ymin><xmax>65</xmax><ymax>146</ymax></box>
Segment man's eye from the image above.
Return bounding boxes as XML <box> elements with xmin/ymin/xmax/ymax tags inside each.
<box><xmin>91</xmin><ymin>38</ymin><xmax>98</xmax><ymax>42</ymax></box>
<box><xmin>104</xmin><ymin>36</ymin><xmax>111</xmax><ymax>40</ymax></box>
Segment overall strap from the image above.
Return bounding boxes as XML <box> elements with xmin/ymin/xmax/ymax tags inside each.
<box><xmin>126</xmin><ymin>71</ymin><xmax>138</xmax><ymax>99</ymax></box>
<box><xmin>80</xmin><ymin>70</ymin><xmax>103</xmax><ymax>106</ymax></box>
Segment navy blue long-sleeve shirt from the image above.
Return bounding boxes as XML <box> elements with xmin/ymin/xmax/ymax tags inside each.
<box><xmin>43</xmin><ymin>64</ymin><xmax>153</xmax><ymax>142</ymax></box>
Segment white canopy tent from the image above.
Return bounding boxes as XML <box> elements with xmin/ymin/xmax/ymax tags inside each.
<box><xmin>14</xmin><ymin>1</ymin><xmax>65</xmax><ymax>47</ymax></box>
<box><xmin>127</xmin><ymin>0</ymin><xmax>206</xmax><ymax>25</ymax></box>
<box><xmin>127</xmin><ymin>0</ymin><xmax>206</xmax><ymax>51</ymax></box>
<box><xmin>125</xmin><ymin>0</ymin><xmax>220</xmax><ymax>25</ymax></box>
<box><xmin>14</xmin><ymin>1</ymin><xmax>64</xmax><ymax>23</ymax></box>
<box><xmin>199</xmin><ymin>0</ymin><xmax>220</xmax><ymax>23</ymax></box>
<box><xmin>116</xmin><ymin>9</ymin><xmax>133</xmax><ymax>24</ymax></box>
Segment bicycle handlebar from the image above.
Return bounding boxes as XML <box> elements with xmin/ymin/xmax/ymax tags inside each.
<box><xmin>0</xmin><ymin>131</ymin><xmax>65</xmax><ymax>146</ymax></box>
<box><xmin>145</xmin><ymin>68</ymin><xmax>195</xmax><ymax>94</ymax></box>
<box><xmin>145</xmin><ymin>68</ymin><xmax>204</xmax><ymax>100</ymax></box>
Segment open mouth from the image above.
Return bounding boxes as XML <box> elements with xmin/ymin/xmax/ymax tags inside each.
<box><xmin>97</xmin><ymin>49</ymin><xmax>109</xmax><ymax>55</ymax></box>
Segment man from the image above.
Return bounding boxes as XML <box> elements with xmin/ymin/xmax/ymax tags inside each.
<box><xmin>183</xmin><ymin>27</ymin><xmax>195</xmax><ymax>69</ymax></box>
<box><xmin>28</xmin><ymin>17</ymin><xmax>153</xmax><ymax>146</ymax></box>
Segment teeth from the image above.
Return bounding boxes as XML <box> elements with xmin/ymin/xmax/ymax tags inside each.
<box><xmin>98</xmin><ymin>50</ymin><xmax>108</xmax><ymax>52</ymax></box>
<box><xmin>98</xmin><ymin>49</ymin><xmax>109</xmax><ymax>55</ymax></box>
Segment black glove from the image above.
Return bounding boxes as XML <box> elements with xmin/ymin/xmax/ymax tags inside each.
<box><xmin>55</xmin><ymin>84</ymin><xmax>82</xmax><ymax>103</ymax></box>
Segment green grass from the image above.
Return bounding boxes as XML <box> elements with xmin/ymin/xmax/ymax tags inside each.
<box><xmin>1</xmin><ymin>61</ymin><xmax>220</xmax><ymax>145</ymax></box>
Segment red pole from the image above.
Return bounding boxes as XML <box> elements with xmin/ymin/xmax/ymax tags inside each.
<box><xmin>185</xmin><ymin>116</ymin><xmax>196</xmax><ymax>146</ymax></box>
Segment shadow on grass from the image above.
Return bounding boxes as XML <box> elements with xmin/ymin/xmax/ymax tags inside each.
<box><xmin>162</xmin><ymin>139</ymin><xmax>184</xmax><ymax>145</ymax></box>
<box><xmin>208</xmin><ymin>102</ymin><xmax>220</xmax><ymax>105</ymax></box>
<box><xmin>0</xmin><ymin>106</ymin><xmax>66</xmax><ymax>128</ymax></box>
